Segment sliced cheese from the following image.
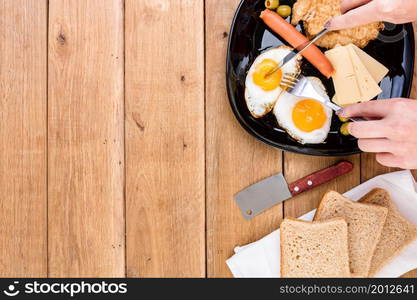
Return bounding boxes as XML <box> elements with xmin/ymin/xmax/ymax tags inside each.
<box><xmin>347</xmin><ymin>45</ymin><xmax>382</xmax><ymax>103</ymax></box>
<box><xmin>325</xmin><ymin>46</ymin><xmax>361</xmax><ymax>105</ymax></box>
<box><xmin>325</xmin><ymin>44</ymin><xmax>387</xmax><ymax>106</ymax></box>
<box><xmin>349</xmin><ymin>44</ymin><xmax>388</xmax><ymax>83</ymax></box>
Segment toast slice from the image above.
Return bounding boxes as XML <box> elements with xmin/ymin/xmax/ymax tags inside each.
<box><xmin>280</xmin><ymin>217</ymin><xmax>351</xmax><ymax>278</ymax></box>
<box><xmin>314</xmin><ymin>191</ymin><xmax>388</xmax><ymax>277</ymax></box>
<box><xmin>360</xmin><ymin>188</ymin><xmax>417</xmax><ymax>277</ymax></box>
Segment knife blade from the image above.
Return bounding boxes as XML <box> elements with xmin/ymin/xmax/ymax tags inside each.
<box><xmin>234</xmin><ymin>161</ymin><xmax>353</xmax><ymax>220</ymax></box>
<box><xmin>265</xmin><ymin>27</ymin><xmax>329</xmax><ymax>77</ymax></box>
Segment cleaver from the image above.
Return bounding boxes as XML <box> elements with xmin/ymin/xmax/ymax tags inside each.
<box><xmin>234</xmin><ymin>161</ymin><xmax>353</xmax><ymax>220</ymax></box>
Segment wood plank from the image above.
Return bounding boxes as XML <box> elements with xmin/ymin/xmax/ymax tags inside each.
<box><xmin>125</xmin><ymin>0</ymin><xmax>205</xmax><ymax>277</ymax></box>
<box><xmin>206</xmin><ymin>0</ymin><xmax>284</xmax><ymax>278</ymax></box>
<box><xmin>361</xmin><ymin>22</ymin><xmax>417</xmax><ymax>278</ymax></box>
<box><xmin>0</xmin><ymin>0</ymin><xmax>47</xmax><ymax>277</ymax></box>
<box><xmin>48</xmin><ymin>0</ymin><xmax>125</xmax><ymax>277</ymax></box>
<box><xmin>283</xmin><ymin>155</ymin><xmax>361</xmax><ymax>218</ymax></box>
<box><xmin>360</xmin><ymin>153</ymin><xmax>399</xmax><ymax>182</ymax></box>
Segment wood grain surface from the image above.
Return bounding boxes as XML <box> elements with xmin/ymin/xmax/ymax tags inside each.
<box><xmin>48</xmin><ymin>0</ymin><xmax>125</xmax><ymax>277</ymax></box>
<box><xmin>125</xmin><ymin>0</ymin><xmax>206</xmax><ymax>277</ymax></box>
<box><xmin>206</xmin><ymin>0</ymin><xmax>284</xmax><ymax>278</ymax></box>
<box><xmin>0</xmin><ymin>0</ymin><xmax>416</xmax><ymax>278</ymax></box>
<box><xmin>0</xmin><ymin>0</ymin><xmax>47</xmax><ymax>277</ymax></box>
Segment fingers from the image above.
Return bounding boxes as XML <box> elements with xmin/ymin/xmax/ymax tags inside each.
<box><xmin>358</xmin><ymin>139</ymin><xmax>411</xmax><ymax>168</ymax></box>
<box><xmin>358</xmin><ymin>138</ymin><xmax>392</xmax><ymax>153</ymax></box>
<box><xmin>340</xmin><ymin>0</ymin><xmax>372</xmax><ymax>13</ymax></box>
<box><xmin>347</xmin><ymin>121</ymin><xmax>388</xmax><ymax>138</ymax></box>
<box><xmin>375</xmin><ymin>153</ymin><xmax>405</xmax><ymax>168</ymax></box>
<box><xmin>329</xmin><ymin>0</ymin><xmax>380</xmax><ymax>30</ymax></box>
<box><xmin>339</xmin><ymin>100</ymin><xmax>395</xmax><ymax>119</ymax></box>
<box><xmin>361</xmin><ymin>142</ymin><xmax>417</xmax><ymax>169</ymax></box>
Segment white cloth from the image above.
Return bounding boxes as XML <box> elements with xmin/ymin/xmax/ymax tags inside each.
<box><xmin>226</xmin><ymin>170</ymin><xmax>417</xmax><ymax>278</ymax></box>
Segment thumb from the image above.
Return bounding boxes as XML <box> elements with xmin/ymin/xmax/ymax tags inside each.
<box><xmin>329</xmin><ymin>1</ymin><xmax>381</xmax><ymax>30</ymax></box>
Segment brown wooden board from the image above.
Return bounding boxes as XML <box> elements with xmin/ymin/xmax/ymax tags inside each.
<box><xmin>48</xmin><ymin>0</ymin><xmax>125</xmax><ymax>277</ymax></box>
<box><xmin>0</xmin><ymin>0</ymin><xmax>48</xmax><ymax>277</ymax></box>
<box><xmin>125</xmin><ymin>0</ymin><xmax>206</xmax><ymax>277</ymax></box>
<box><xmin>206</xmin><ymin>0</ymin><xmax>284</xmax><ymax>278</ymax></box>
<box><xmin>0</xmin><ymin>0</ymin><xmax>415</xmax><ymax>279</ymax></box>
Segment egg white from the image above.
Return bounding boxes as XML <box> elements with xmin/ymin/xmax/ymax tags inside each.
<box><xmin>245</xmin><ymin>46</ymin><xmax>301</xmax><ymax>118</ymax></box>
<box><xmin>273</xmin><ymin>77</ymin><xmax>333</xmax><ymax>144</ymax></box>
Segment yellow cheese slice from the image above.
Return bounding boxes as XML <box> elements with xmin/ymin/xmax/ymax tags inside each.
<box><xmin>349</xmin><ymin>44</ymin><xmax>388</xmax><ymax>84</ymax></box>
<box><xmin>326</xmin><ymin>44</ymin><xmax>387</xmax><ymax>105</ymax></box>
<box><xmin>347</xmin><ymin>45</ymin><xmax>382</xmax><ymax>103</ymax></box>
<box><xmin>325</xmin><ymin>46</ymin><xmax>361</xmax><ymax>105</ymax></box>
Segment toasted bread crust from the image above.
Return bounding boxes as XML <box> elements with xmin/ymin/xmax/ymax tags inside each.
<box><xmin>359</xmin><ymin>188</ymin><xmax>417</xmax><ymax>277</ymax></box>
<box><xmin>314</xmin><ymin>191</ymin><xmax>388</xmax><ymax>277</ymax></box>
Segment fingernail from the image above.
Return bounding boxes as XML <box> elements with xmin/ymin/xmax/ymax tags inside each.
<box><xmin>336</xmin><ymin>109</ymin><xmax>345</xmax><ymax>116</ymax></box>
<box><xmin>325</xmin><ymin>20</ymin><xmax>332</xmax><ymax>30</ymax></box>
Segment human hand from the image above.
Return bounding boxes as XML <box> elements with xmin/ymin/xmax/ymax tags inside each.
<box><xmin>329</xmin><ymin>0</ymin><xmax>417</xmax><ymax>30</ymax></box>
<box><xmin>339</xmin><ymin>99</ymin><xmax>417</xmax><ymax>169</ymax></box>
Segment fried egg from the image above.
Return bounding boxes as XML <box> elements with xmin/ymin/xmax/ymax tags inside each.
<box><xmin>273</xmin><ymin>77</ymin><xmax>333</xmax><ymax>144</ymax></box>
<box><xmin>245</xmin><ymin>46</ymin><xmax>301</xmax><ymax>118</ymax></box>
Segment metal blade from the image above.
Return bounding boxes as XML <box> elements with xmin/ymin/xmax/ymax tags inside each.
<box><xmin>266</xmin><ymin>27</ymin><xmax>329</xmax><ymax>77</ymax></box>
<box><xmin>234</xmin><ymin>173</ymin><xmax>292</xmax><ymax>220</ymax></box>
<box><xmin>296</xmin><ymin>27</ymin><xmax>329</xmax><ymax>55</ymax></box>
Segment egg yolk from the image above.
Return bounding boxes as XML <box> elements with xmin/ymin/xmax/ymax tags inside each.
<box><xmin>253</xmin><ymin>59</ymin><xmax>282</xmax><ymax>91</ymax></box>
<box><xmin>292</xmin><ymin>99</ymin><xmax>327</xmax><ymax>132</ymax></box>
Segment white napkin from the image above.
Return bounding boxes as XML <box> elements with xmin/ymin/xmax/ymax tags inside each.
<box><xmin>226</xmin><ymin>170</ymin><xmax>417</xmax><ymax>278</ymax></box>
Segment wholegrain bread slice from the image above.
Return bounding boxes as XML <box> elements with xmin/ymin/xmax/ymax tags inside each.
<box><xmin>314</xmin><ymin>191</ymin><xmax>388</xmax><ymax>277</ymax></box>
<box><xmin>359</xmin><ymin>188</ymin><xmax>417</xmax><ymax>277</ymax></box>
<box><xmin>280</xmin><ymin>217</ymin><xmax>351</xmax><ymax>278</ymax></box>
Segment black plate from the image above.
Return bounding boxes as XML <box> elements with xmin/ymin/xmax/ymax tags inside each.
<box><xmin>226</xmin><ymin>0</ymin><xmax>415</xmax><ymax>156</ymax></box>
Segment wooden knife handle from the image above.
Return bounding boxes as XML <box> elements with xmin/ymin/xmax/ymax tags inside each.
<box><xmin>288</xmin><ymin>161</ymin><xmax>353</xmax><ymax>197</ymax></box>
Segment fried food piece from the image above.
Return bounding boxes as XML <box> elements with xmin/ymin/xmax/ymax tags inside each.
<box><xmin>291</xmin><ymin>0</ymin><xmax>383</xmax><ymax>49</ymax></box>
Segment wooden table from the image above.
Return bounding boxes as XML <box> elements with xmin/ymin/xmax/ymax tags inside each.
<box><xmin>0</xmin><ymin>0</ymin><xmax>416</xmax><ymax>278</ymax></box>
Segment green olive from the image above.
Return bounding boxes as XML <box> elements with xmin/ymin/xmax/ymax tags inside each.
<box><xmin>277</xmin><ymin>5</ymin><xmax>292</xmax><ymax>18</ymax></box>
<box><xmin>340</xmin><ymin>123</ymin><xmax>351</xmax><ymax>136</ymax></box>
<box><xmin>265</xmin><ymin>0</ymin><xmax>279</xmax><ymax>9</ymax></box>
<box><xmin>338</xmin><ymin>115</ymin><xmax>349</xmax><ymax>123</ymax></box>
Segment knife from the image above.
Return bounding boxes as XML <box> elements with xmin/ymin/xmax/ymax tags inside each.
<box><xmin>234</xmin><ymin>161</ymin><xmax>353</xmax><ymax>220</ymax></box>
<box><xmin>266</xmin><ymin>26</ymin><xmax>329</xmax><ymax>77</ymax></box>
